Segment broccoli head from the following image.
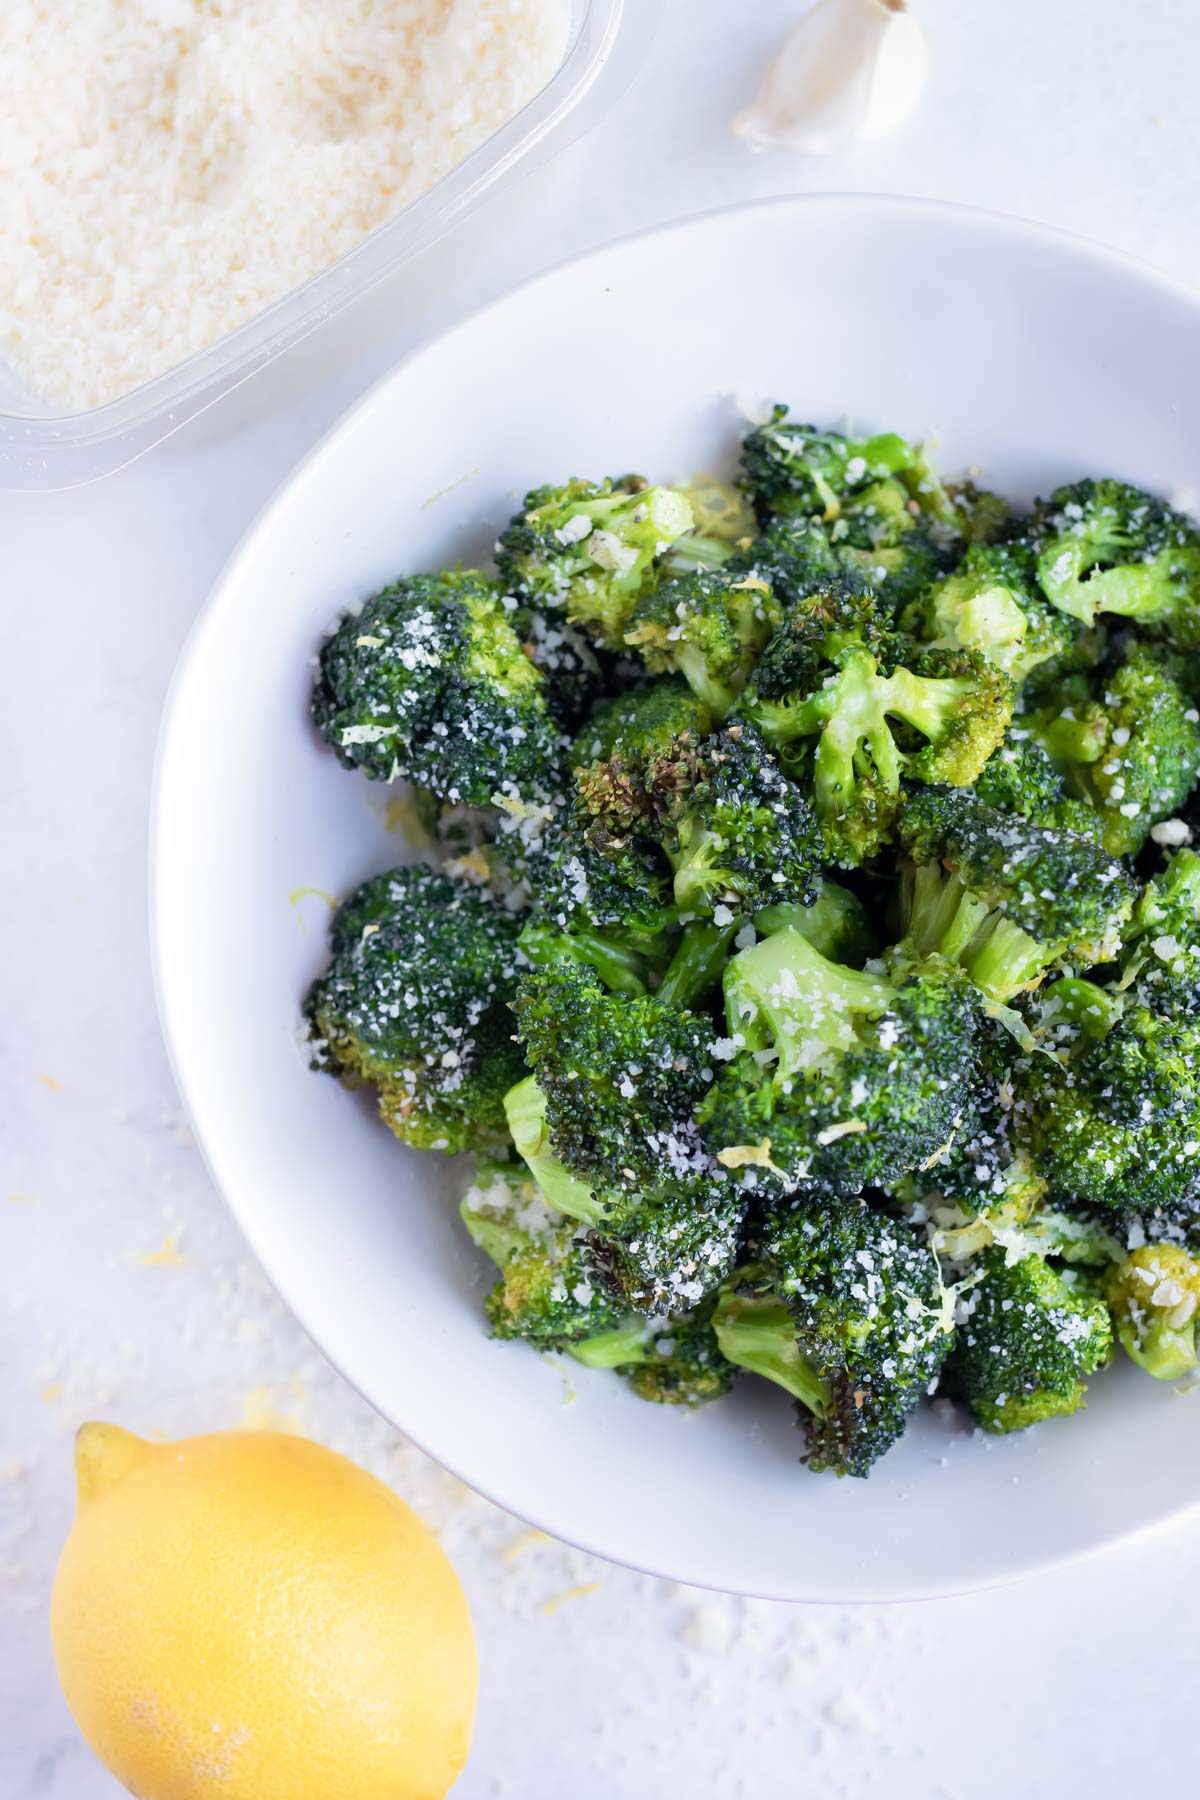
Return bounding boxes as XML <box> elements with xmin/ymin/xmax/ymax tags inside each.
<box><xmin>586</xmin><ymin>1181</ymin><xmax>746</xmax><ymax>1315</ymax></box>
<box><xmin>496</xmin><ymin>477</ymin><xmax>694</xmax><ymax>649</ymax></box>
<box><xmin>1025</xmin><ymin>1004</ymin><xmax>1200</xmax><ymax>1216</ymax></box>
<box><xmin>623</xmin><ymin>567</ymin><xmax>782</xmax><ymax>717</ymax></box>
<box><xmin>460</xmin><ymin>1162</ymin><xmax>623</xmax><ymax>1346</ymax></box>
<box><xmin>972</xmin><ymin>727</ymin><xmax>1105</xmax><ymax>840</ymax></box>
<box><xmin>737</xmin><ymin>1199</ymin><xmax>956</xmax><ymax>1477</ymax></box>
<box><xmin>743</xmin><ymin>580</ymin><xmax>1013</xmax><ymax>865</ymax></box>
<box><xmin>570</xmin><ymin>1295</ymin><xmax>737</xmax><ymax>1405</ymax></box>
<box><xmin>512</xmin><ymin>604</ymin><xmax>605</xmax><ymax>728</ymax></box>
<box><xmin>640</xmin><ymin>721</ymin><xmax>822</xmax><ymax>919</ymax></box>
<box><xmin>1031</xmin><ymin>478</ymin><xmax>1200</xmax><ymax>644</ymax></box>
<box><xmin>1029</xmin><ymin>641</ymin><xmax>1200</xmax><ymax>855</ymax></box>
<box><xmin>304</xmin><ymin>865</ymin><xmax>526</xmax><ymax>1152</ymax></box>
<box><xmin>947</xmin><ymin>1248</ymin><xmax>1112</xmax><ymax>1432</ymax></box>
<box><xmin>901</xmin><ymin>540</ymin><xmax>1086</xmax><ymax>683</ymax></box>
<box><xmin>514</xmin><ymin>961</ymin><xmax>717</xmax><ymax>1195</ymax></box>
<box><xmin>1106</xmin><ymin>1243</ymin><xmax>1200</xmax><ymax>1381</ymax></box>
<box><xmin>896</xmin><ymin>786</ymin><xmax>1137</xmax><ymax>999</ymax></box>
<box><xmin>312</xmin><ymin>570</ymin><xmax>562</xmax><ymax>806</ymax></box>
<box><xmin>518</xmin><ymin>792</ymin><xmax>677</xmax><ymax>996</ymax></box>
<box><xmin>739</xmin><ymin>406</ymin><xmax>916</xmax><ymax>524</ymax></box>
<box><xmin>698</xmin><ymin>925</ymin><xmax>982</xmax><ymax>1196</ymax></box>
<box><xmin>571</xmin><ymin>677</ymin><xmax>712</xmax><ymax>768</ymax></box>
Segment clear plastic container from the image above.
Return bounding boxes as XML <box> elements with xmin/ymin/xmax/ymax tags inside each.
<box><xmin>0</xmin><ymin>0</ymin><xmax>628</xmax><ymax>491</ymax></box>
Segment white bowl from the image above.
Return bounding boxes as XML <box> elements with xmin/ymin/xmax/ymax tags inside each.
<box><xmin>153</xmin><ymin>196</ymin><xmax>1200</xmax><ymax>1601</ymax></box>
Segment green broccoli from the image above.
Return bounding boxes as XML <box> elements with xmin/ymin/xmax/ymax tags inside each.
<box><xmin>460</xmin><ymin>1160</ymin><xmax>622</xmax><ymax>1345</ymax></box>
<box><xmin>518</xmin><ymin>794</ymin><xmax>677</xmax><ymax>996</ymax></box>
<box><xmin>312</xmin><ymin>571</ymin><xmax>562</xmax><ymax>807</ymax></box>
<box><xmin>304</xmin><ymin>866</ymin><xmax>526</xmax><ymax>1152</ymax></box>
<box><xmin>571</xmin><ymin>677</ymin><xmax>713</xmax><ymax>768</ymax></box>
<box><xmin>946</xmin><ymin>1248</ymin><xmax>1112</xmax><ymax>1432</ymax></box>
<box><xmin>623</xmin><ymin>567</ymin><xmax>782</xmax><ymax>717</ymax></box>
<box><xmin>503</xmin><ymin>1070</ymin><xmax>743</xmax><ymax>1315</ymax></box>
<box><xmin>739</xmin><ymin>407</ymin><xmax>917</xmax><ymax>525</ymax></box>
<box><xmin>698</xmin><ymin>924</ymin><xmax>982</xmax><ymax>1197</ymax></box>
<box><xmin>1031</xmin><ymin>478</ymin><xmax>1200</xmax><ymax>643</ymax></box>
<box><xmin>754</xmin><ymin>873</ymin><xmax>876</xmax><ymax>966</ymax></box>
<box><xmin>514</xmin><ymin>961</ymin><xmax>717</xmax><ymax>1196</ymax></box>
<box><xmin>643</xmin><ymin>721</ymin><xmax>822</xmax><ymax>919</ymax></box>
<box><xmin>1106</xmin><ymin>1243</ymin><xmax>1200</xmax><ymax>1380</ymax></box>
<box><xmin>1122</xmin><ymin>847</ymin><xmax>1200</xmax><ymax>1014</ymax></box>
<box><xmin>496</xmin><ymin>477</ymin><xmax>694</xmax><ymax>649</ymax></box>
<box><xmin>1024</xmin><ymin>1003</ymin><xmax>1200</xmax><ymax>1216</ymax></box>
<box><xmin>895</xmin><ymin>786</ymin><xmax>1137</xmax><ymax>1000</ymax></box>
<box><xmin>742</xmin><ymin>579</ymin><xmax>1013</xmax><ymax>865</ymax></box>
<box><xmin>716</xmin><ymin>1200</ymin><xmax>956</xmax><ymax>1477</ymax></box>
<box><xmin>972</xmin><ymin>727</ymin><xmax>1105</xmax><ymax>840</ymax></box>
<box><xmin>570</xmin><ymin>1295</ymin><xmax>737</xmax><ymax>1405</ymax></box>
<box><xmin>900</xmin><ymin>540</ymin><xmax>1085</xmax><ymax>683</ymax></box>
<box><xmin>1028</xmin><ymin>641</ymin><xmax>1200</xmax><ymax>855</ymax></box>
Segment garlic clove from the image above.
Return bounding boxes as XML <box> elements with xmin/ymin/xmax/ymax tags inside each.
<box><xmin>733</xmin><ymin>0</ymin><xmax>928</xmax><ymax>156</ymax></box>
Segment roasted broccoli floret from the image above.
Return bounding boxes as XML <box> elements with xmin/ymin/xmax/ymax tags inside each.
<box><xmin>740</xmin><ymin>407</ymin><xmax>916</xmax><ymax>524</ymax></box>
<box><xmin>1028</xmin><ymin>641</ymin><xmax>1200</xmax><ymax>855</ymax></box>
<box><xmin>715</xmin><ymin>1200</ymin><xmax>956</xmax><ymax>1477</ymax></box>
<box><xmin>514</xmin><ymin>961</ymin><xmax>717</xmax><ymax>1195</ymax></box>
<box><xmin>518</xmin><ymin>794</ymin><xmax>677</xmax><ymax>996</ymax></box>
<box><xmin>496</xmin><ymin>478</ymin><xmax>694</xmax><ymax>648</ymax></box>
<box><xmin>312</xmin><ymin>571</ymin><xmax>562</xmax><ymax>806</ymax></box>
<box><xmin>973</xmin><ymin>727</ymin><xmax>1105</xmax><ymax>840</ymax></box>
<box><xmin>698</xmin><ymin>924</ymin><xmax>982</xmax><ymax>1196</ymax></box>
<box><xmin>1106</xmin><ymin>1243</ymin><xmax>1200</xmax><ymax>1380</ymax></box>
<box><xmin>304</xmin><ymin>866</ymin><xmax>526</xmax><ymax>1152</ymax></box>
<box><xmin>640</xmin><ymin>721</ymin><xmax>822</xmax><ymax>919</ymax></box>
<box><xmin>947</xmin><ymin>1248</ymin><xmax>1112</xmax><ymax>1433</ymax></box>
<box><xmin>742</xmin><ymin>579</ymin><xmax>1013</xmax><ymax>865</ymax></box>
<box><xmin>1031</xmin><ymin>478</ymin><xmax>1200</xmax><ymax>643</ymax></box>
<box><xmin>460</xmin><ymin>1161</ymin><xmax>622</xmax><ymax>1345</ymax></box>
<box><xmin>570</xmin><ymin>1294</ymin><xmax>737</xmax><ymax>1404</ymax></box>
<box><xmin>571</xmin><ymin>677</ymin><xmax>712</xmax><ymax>767</ymax></box>
<box><xmin>901</xmin><ymin>540</ymin><xmax>1085</xmax><ymax>683</ymax></box>
<box><xmin>504</xmin><ymin>1070</ymin><xmax>743</xmax><ymax>1314</ymax></box>
<box><xmin>1024</xmin><ymin>1004</ymin><xmax>1200</xmax><ymax>1215</ymax></box>
<box><xmin>585</xmin><ymin>1182</ymin><xmax>746</xmax><ymax>1315</ymax></box>
<box><xmin>896</xmin><ymin>786</ymin><xmax>1137</xmax><ymax>1000</ymax></box>
<box><xmin>623</xmin><ymin>566</ymin><xmax>782</xmax><ymax>717</ymax></box>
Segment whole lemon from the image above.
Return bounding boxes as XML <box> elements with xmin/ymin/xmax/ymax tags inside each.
<box><xmin>51</xmin><ymin>1423</ymin><xmax>476</xmax><ymax>1800</ymax></box>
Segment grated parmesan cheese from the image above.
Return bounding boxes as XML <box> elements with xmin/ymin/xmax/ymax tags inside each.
<box><xmin>0</xmin><ymin>0</ymin><xmax>569</xmax><ymax>411</ymax></box>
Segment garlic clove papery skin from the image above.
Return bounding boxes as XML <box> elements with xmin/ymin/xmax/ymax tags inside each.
<box><xmin>733</xmin><ymin>0</ymin><xmax>928</xmax><ymax>156</ymax></box>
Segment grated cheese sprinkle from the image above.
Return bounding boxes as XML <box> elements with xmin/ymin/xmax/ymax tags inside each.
<box><xmin>0</xmin><ymin>0</ymin><xmax>569</xmax><ymax>410</ymax></box>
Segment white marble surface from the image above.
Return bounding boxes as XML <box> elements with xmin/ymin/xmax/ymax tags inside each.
<box><xmin>4</xmin><ymin>2</ymin><xmax>1200</xmax><ymax>1793</ymax></box>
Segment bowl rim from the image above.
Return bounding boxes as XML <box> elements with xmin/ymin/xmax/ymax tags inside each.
<box><xmin>150</xmin><ymin>191</ymin><xmax>1200</xmax><ymax>1601</ymax></box>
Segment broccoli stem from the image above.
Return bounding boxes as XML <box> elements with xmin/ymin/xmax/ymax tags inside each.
<box><xmin>518</xmin><ymin>918</ymin><xmax>648</xmax><ymax>996</ymax></box>
<box><xmin>568</xmin><ymin>1322</ymin><xmax>654</xmax><ymax>1369</ymax></box>
<box><xmin>672</xmin><ymin>641</ymin><xmax>738</xmax><ymax>719</ymax></box>
<box><xmin>960</xmin><ymin>915</ymin><xmax>1048</xmax><ymax>1001</ymax></box>
<box><xmin>712</xmin><ymin>1289</ymin><xmax>830</xmax><ymax>1414</ymax></box>
<box><xmin>656</xmin><ymin>920</ymin><xmax>737</xmax><ymax>1010</ymax></box>
<box><xmin>503</xmin><ymin>1076</ymin><xmax>608</xmax><ymax>1227</ymax></box>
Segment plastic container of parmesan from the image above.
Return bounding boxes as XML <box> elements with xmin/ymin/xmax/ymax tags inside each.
<box><xmin>0</xmin><ymin>0</ymin><xmax>630</xmax><ymax>491</ymax></box>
